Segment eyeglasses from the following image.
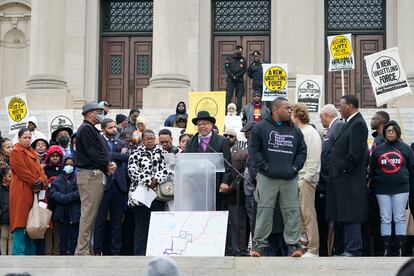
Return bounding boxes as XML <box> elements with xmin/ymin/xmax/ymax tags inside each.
<box><xmin>223</xmin><ymin>134</ymin><xmax>235</xmax><ymax>138</ymax></box>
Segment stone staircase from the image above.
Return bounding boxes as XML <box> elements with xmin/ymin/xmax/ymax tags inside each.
<box><xmin>0</xmin><ymin>256</ymin><xmax>410</xmax><ymax>276</ymax></box>
<box><xmin>1</xmin><ymin>108</ymin><xmax>414</xmax><ymax>145</ymax></box>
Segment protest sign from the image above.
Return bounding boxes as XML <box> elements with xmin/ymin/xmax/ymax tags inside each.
<box><xmin>4</xmin><ymin>93</ymin><xmax>30</xmax><ymax>133</ymax></box>
<box><xmin>186</xmin><ymin>92</ymin><xmax>226</xmax><ymax>134</ymax></box>
<box><xmin>224</xmin><ymin>115</ymin><xmax>247</xmax><ymax>149</ymax></box>
<box><xmin>262</xmin><ymin>64</ymin><xmax>288</xmax><ymax>101</ymax></box>
<box><xmin>364</xmin><ymin>47</ymin><xmax>412</xmax><ymax>107</ymax></box>
<box><xmin>327</xmin><ymin>33</ymin><xmax>355</xmax><ymax>71</ymax></box>
<box><xmin>46</xmin><ymin>110</ymin><xmax>75</xmax><ymax>137</ymax></box>
<box><xmin>295</xmin><ymin>74</ymin><xmax>324</xmax><ymax>113</ymax></box>
<box><xmin>146</xmin><ymin>211</ymin><xmax>228</xmax><ymax>256</ymax></box>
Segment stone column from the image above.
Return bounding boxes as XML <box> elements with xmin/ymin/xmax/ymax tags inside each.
<box><xmin>25</xmin><ymin>0</ymin><xmax>73</xmax><ymax>108</ymax></box>
<box><xmin>143</xmin><ymin>0</ymin><xmax>191</xmax><ymax>109</ymax></box>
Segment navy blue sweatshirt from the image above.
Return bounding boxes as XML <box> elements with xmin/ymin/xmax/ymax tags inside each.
<box><xmin>250</xmin><ymin>117</ymin><xmax>307</xmax><ymax>180</ymax></box>
<box><xmin>370</xmin><ymin>140</ymin><xmax>414</xmax><ymax>195</ymax></box>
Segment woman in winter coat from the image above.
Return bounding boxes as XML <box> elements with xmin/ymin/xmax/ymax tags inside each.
<box><xmin>9</xmin><ymin>128</ymin><xmax>47</xmax><ymax>255</ymax></box>
<box><xmin>49</xmin><ymin>155</ymin><xmax>80</xmax><ymax>255</ymax></box>
<box><xmin>370</xmin><ymin>121</ymin><xmax>414</xmax><ymax>256</ymax></box>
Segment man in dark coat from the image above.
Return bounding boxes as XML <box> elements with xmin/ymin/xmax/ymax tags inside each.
<box><xmin>326</xmin><ymin>95</ymin><xmax>368</xmax><ymax>256</ymax></box>
<box><xmin>224</xmin><ymin>45</ymin><xmax>247</xmax><ymax>115</ymax></box>
<box><xmin>247</xmin><ymin>51</ymin><xmax>264</xmax><ymax>93</ymax></box>
<box><xmin>185</xmin><ymin>111</ymin><xmax>232</xmax><ymax>210</ymax></box>
<box><xmin>317</xmin><ymin>104</ymin><xmax>344</xmax><ymax>256</ymax></box>
<box><xmin>164</xmin><ymin>102</ymin><xmax>188</xmax><ymax>127</ymax></box>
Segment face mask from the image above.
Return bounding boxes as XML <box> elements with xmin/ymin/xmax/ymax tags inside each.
<box><xmin>63</xmin><ymin>165</ymin><xmax>74</xmax><ymax>174</ymax></box>
<box><xmin>59</xmin><ymin>136</ymin><xmax>70</xmax><ymax>146</ymax></box>
<box><xmin>37</xmin><ymin>152</ymin><xmax>46</xmax><ymax>157</ymax></box>
<box><xmin>96</xmin><ymin>113</ymin><xmax>105</xmax><ymax>123</ymax></box>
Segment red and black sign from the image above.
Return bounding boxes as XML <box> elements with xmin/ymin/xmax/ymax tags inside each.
<box><xmin>377</xmin><ymin>151</ymin><xmax>404</xmax><ymax>174</ymax></box>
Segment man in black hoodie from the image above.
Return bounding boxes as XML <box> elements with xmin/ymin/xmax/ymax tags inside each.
<box><xmin>164</xmin><ymin>102</ymin><xmax>188</xmax><ymax>127</ymax></box>
<box><xmin>250</xmin><ymin>97</ymin><xmax>307</xmax><ymax>257</ymax></box>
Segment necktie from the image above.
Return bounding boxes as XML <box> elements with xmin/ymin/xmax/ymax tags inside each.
<box><xmin>200</xmin><ymin>137</ymin><xmax>210</xmax><ymax>152</ymax></box>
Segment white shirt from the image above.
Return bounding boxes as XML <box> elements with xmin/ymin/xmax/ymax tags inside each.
<box><xmin>346</xmin><ymin>111</ymin><xmax>359</xmax><ymax>123</ymax></box>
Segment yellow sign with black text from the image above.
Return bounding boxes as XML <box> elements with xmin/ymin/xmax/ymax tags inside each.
<box><xmin>4</xmin><ymin>93</ymin><xmax>30</xmax><ymax>133</ymax></box>
<box><xmin>262</xmin><ymin>64</ymin><xmax>288</xmax><ymax>101</ymax></box>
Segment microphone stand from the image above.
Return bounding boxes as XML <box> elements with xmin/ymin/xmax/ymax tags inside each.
<box><xmin>206</xmin><ymin>143</ymin><xmax>250</xmax><ymax>256</ymax></box>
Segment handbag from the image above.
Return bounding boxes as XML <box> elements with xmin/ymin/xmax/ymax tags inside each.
<box><xmin>406</xmin><ymin>207</ymin><xmax>414</xmax><ymax>236</ymax></box>
<box><xmin>26</xmin><ymin>193</ymin><xmax>53</xmax><ymax>239</ymax></box>
<box><xmin>155</xmin><ymin>181</ymin><xmax>174</xmax><ymax>202</ymax></box>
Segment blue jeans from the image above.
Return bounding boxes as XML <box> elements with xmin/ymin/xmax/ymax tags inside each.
<box><xmin>13</xmin><ymin>228</ymin><xmax>36</xmax><ymax>255</ymax></box>
<box><xmin>376</xmin><ymin>193</ymin><xmax>409</xmax><ymax>236</ymax></box>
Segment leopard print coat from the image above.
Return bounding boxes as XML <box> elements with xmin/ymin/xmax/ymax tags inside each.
<box><xmin>127</xmin><ymin>144</ymin><xmax>169</xmax><ymax>207</ymax></box>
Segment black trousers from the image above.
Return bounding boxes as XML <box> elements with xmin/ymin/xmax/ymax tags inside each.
<box><xmin>315</xmin><ymin>192</ymin><xmax>328</xmax><ymax>256</ymax></box>
<box><xmin>222</xmin><ymin>195</ymin><xmax>248</xmax><ymax>255</ymax></box>
<box><xmin>342</xmin><ymin>222</ymin><xmax>363</xmax><ymax>256</ymax></box>
<box><xmin>93</xmin><ymin>182</ymin><xmax>127</xmax><ymax>255</ymax></box>
<box><xmin>133</xmin><ymin>199</ymin><xmax>165</xmax><ymax>256</ymax></box>
<box><xmin>226</xmin><ymin>80</ymin><xmax>245</xmax><ymax>115</ymax></box>
<box><xmin>59</xmin><ymin>219</ymin><xmax>79</xmax><ymax>255</ymax></box>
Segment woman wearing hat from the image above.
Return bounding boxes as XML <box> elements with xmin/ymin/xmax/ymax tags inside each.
<box><xmin>185</xmin><ymin>111</ymin><xmax>232</xmax><ymax>210</ymax></box>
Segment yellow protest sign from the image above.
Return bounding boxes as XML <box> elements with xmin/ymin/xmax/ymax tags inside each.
<box><xmin>327</xmin><ymin>33</ymin><xmax>355</xmax><ymax>71</ymax></box>
<box><xmin>4</xmin><ymin>93</ymin><xmax>30</xmax><ymax>132</ymax></box>
<box><xmin>262</xmin><ymin>63</ymin><xmax>288</xmax><ymax>101</ymax></box>
<box><xmin>186</xmin><ymin>91</ymin><xmax>226</xmax><ymax>135</ymax></box>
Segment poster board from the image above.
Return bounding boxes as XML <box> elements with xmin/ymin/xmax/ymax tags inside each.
<box><xmin>262</xmin><ymin>64</ymin><xmax>288</xmax><ymax>101</ymax></box>
<box><xmin>295</xmin><ymin>74</ymin><xmax>324</xmax><ymax>113</ymax></box>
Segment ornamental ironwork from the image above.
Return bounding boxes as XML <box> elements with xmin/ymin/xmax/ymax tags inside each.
<box><xmin>327</xmin><ymin>0</ymin><xmax>385</xmax><ymax>31</ymax></box>
<box><xmin>214</xmin><ymin>0</ymin><xmax>270</xmax><ymax>32</ymax></box>
<box><xmin>102</xmin><ymin>0</ymin><xmax>153</xmax><ymax>33</ymax></box>
<box><xmin>110</xmin><ymin>55</ymin><xmax>122</xmax><ymax>75</ymax></box>
<box><xmin>137</xmin><ymin>55</ymin><xmax>150</xmax><ymax>75</ymax></box>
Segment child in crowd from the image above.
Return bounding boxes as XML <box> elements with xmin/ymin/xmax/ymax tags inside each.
<box><xmin>31</xmin><ymin>138</ymin><xmax>50</xmax><ymax>166</ymax></box>
<box><xmin>0</xmin><ymin>167</ymin><xmax>13</xmax><ymax>255</ymax></box>
<box><xmin>41</xmin><ymin>145</ymin><xmax>64</xmax><ymax>255</ymax></box>
<box><xmin>49</xmin><ymin>155</ymin><xmax>80</xmax><ymax>255</ymax></box>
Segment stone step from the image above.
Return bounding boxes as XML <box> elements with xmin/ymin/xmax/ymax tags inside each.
<box><xmin>0</xmin><ymin>256</ymin><xmax>410</xmax><ymax>276</ymax></box>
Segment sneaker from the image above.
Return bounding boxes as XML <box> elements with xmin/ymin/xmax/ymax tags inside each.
<box><xmin>251</xmin><ymin>247</ymin><xmax>267</xmax><ymax>257</ymax></box>
<box><xmin>287</xmin><ymin>244</ymin><xmax>303</xmax><ymax>257</ymax></box>
<box><xmin>251</xmin><ymin>250</ymin><xmax>262</xmax><ymax>257</ymax></box>
<box><xmin>302</xmin><ymin>251</ymin><xmax>318</xmax><ymax>257</ymax></box>
<box><xmin>300</xmin><ymin>234</ymin><xmax>309</xmax><ymax>246</ymax></box>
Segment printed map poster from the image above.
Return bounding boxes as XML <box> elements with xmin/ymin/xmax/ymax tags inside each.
<box><xmin>262</xmin><ymin>64</ymin><xmax>288</xmax><ymax>101</ymax></box>
<box><xmin>327</xmin><ymin>34</ymin><xmax>355</xmax><ymax>71</ymax></box>
<box><xmin>146</xmin><ymin>211</ymin><xmax>228</xmax><ymax>257</ymax></box>
<box><xmin>186</xmin><ymin>91</ymin><xmax>226</xmax><ymax>134</ymax></box>
<box><xmin>295</xmin><ymin>74</ymin><xmax>324</xmax><ymax>113</ymax></box>
<box><xmin>4</xmin><ymin>93</ymin><xmax>30</xmax><ymax>133</ymax></box>
<box><xmin>46</xmin><ymin>110</ymin><xmax>75</xmax><ymax>137</ymax></box>
<box><xmin>364</xmin><ymin>47</ymin><xmax>412</xmax><ymax>107</ymax></box>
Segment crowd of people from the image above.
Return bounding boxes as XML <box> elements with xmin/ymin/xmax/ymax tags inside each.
<box><xmin>0</xmin><ymin>93</ymin><xmax>414</xmax><ymax>258</ymax></box>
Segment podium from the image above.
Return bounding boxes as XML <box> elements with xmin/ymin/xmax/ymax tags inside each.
<box><xmin>164</xmin><ymin>153</ymin><xmax>224</xmax><ymax>211</ymax></box>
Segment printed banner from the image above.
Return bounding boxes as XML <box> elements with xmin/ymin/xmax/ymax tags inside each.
<box><xmin>295</xmin><ymin>74</ymin><xmax>324</xmax><ymax>113</ymax></box>
<box><xmin>364</xmin><ymin>47</ymin><xmax>412</xmax><ymax>106</ymax></box>
<box><xmin>327</xmin><ymin>34</ymin><xmax>355</xmax><ymax>71</ymax></box>
<box><xmin>262</xmin><ymin>64</ymin><xmax>288</xmax><ymax>101</ymax></box>
<box><xmin>186</xmin><ymin>91</ymin><xmax>226</xmax><ymax>135</ymax></box>
<box><xmin>4</xmin><ymin>93</ymin><xmax>30</xmax><ymax>133</ymax></box>
<box><xmin>146</xmin><ymin>211</ymin><xmax>228</xmax><ymax>256</ymax></box>
<box><xmin>46</xmin><ymin>110</ymin><xmax>75</xmax><ymax>137</ymax></box>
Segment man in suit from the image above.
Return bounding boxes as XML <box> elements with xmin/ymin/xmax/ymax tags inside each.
<box><xmin>222</xmin><ymin>128</ymin><xmax>249</xmax><ymax>255</ymax></box>
<box><xmin>185</xmin><ymin>111</ymin><xmax>232</xmax><ymax>210</ymax></box>
<box><xmin>326</xmin><ymin>95</ymin><xmax>368</xmax><ymax>256</ymax></box>
<box><xmin>317</xmin><ymin>104</ymin><xmax>344</xmax><ymax>256</ymax></box>
<box><xmin>93</xmin><ymin>118</ymin><xmax>129</xmax><ymax>255</ymax></box>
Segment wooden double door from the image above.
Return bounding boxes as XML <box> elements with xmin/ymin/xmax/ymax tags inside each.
<box><xmin>327</xmin><ymin>34</ymin><xmax>384</xmax><ymax>107</ymax></box>
<box><xmin>213</xmin><ymin>35</ymin><xmax>270</xmax><ymax>106</ymax></box>
<box><xmin>101</xmin><ymin>37</ymin><xmax>152</xmax><ymax>109</ymax></box>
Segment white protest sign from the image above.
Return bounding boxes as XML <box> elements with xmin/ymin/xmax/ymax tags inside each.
<box><xmin>4</xmin><ymin>93</ymin><xmax>30</xmax><ymax>133</ymax></box>
<box><xmin>46</xmin><ymin>110</ymin><xmax>75</xmax><ymax>137</ymax></box>
<box><xmin>327</xmin><ymin>34</ymin><xmax>355</xmax><ymax>71</ymax></box>
<box><xmin>146</xmin><ymin>211</ymin><xmax>228</xmax><ymax>256</ymax></box>
<box><xmin>224</xmin><ymin>115</ymin><xmax>247</xmax><ymax>149</ymax></box>
<box><xmin>364</xmin><ymin>47</ymin><xmax>412</xmax><ymax>106</ymax></box>
<box><xmin>295</xmin><ymin>74</ymin><xmax>324</xmax><ymax>113</ymax></box>
<box><xmin>262</xmin><ymin>64</ymin><xmax>288</xmax><ymax>101</ymax></box>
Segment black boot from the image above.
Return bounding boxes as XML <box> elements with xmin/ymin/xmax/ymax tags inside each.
<box><xmin>396</xmin><ymin>235</ymin><xmax>406</xmax><ymax>257</ymax></box>
<box><xmin>381</xmin><ymin>236</ymin><xmax>391</xmax><ymax>256</ymax></box>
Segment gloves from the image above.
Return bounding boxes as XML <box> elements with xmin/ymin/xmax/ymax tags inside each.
<box><xmin>33</xmin><ymin>179</ymin><xmax>43</xmax><ymax>190</ymax></box>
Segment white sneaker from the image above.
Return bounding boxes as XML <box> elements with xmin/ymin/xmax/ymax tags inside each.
<box><xmin>302</xmin><ymin>251</ymin><xmax>319</xmax><ymax>257</ymax></box>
